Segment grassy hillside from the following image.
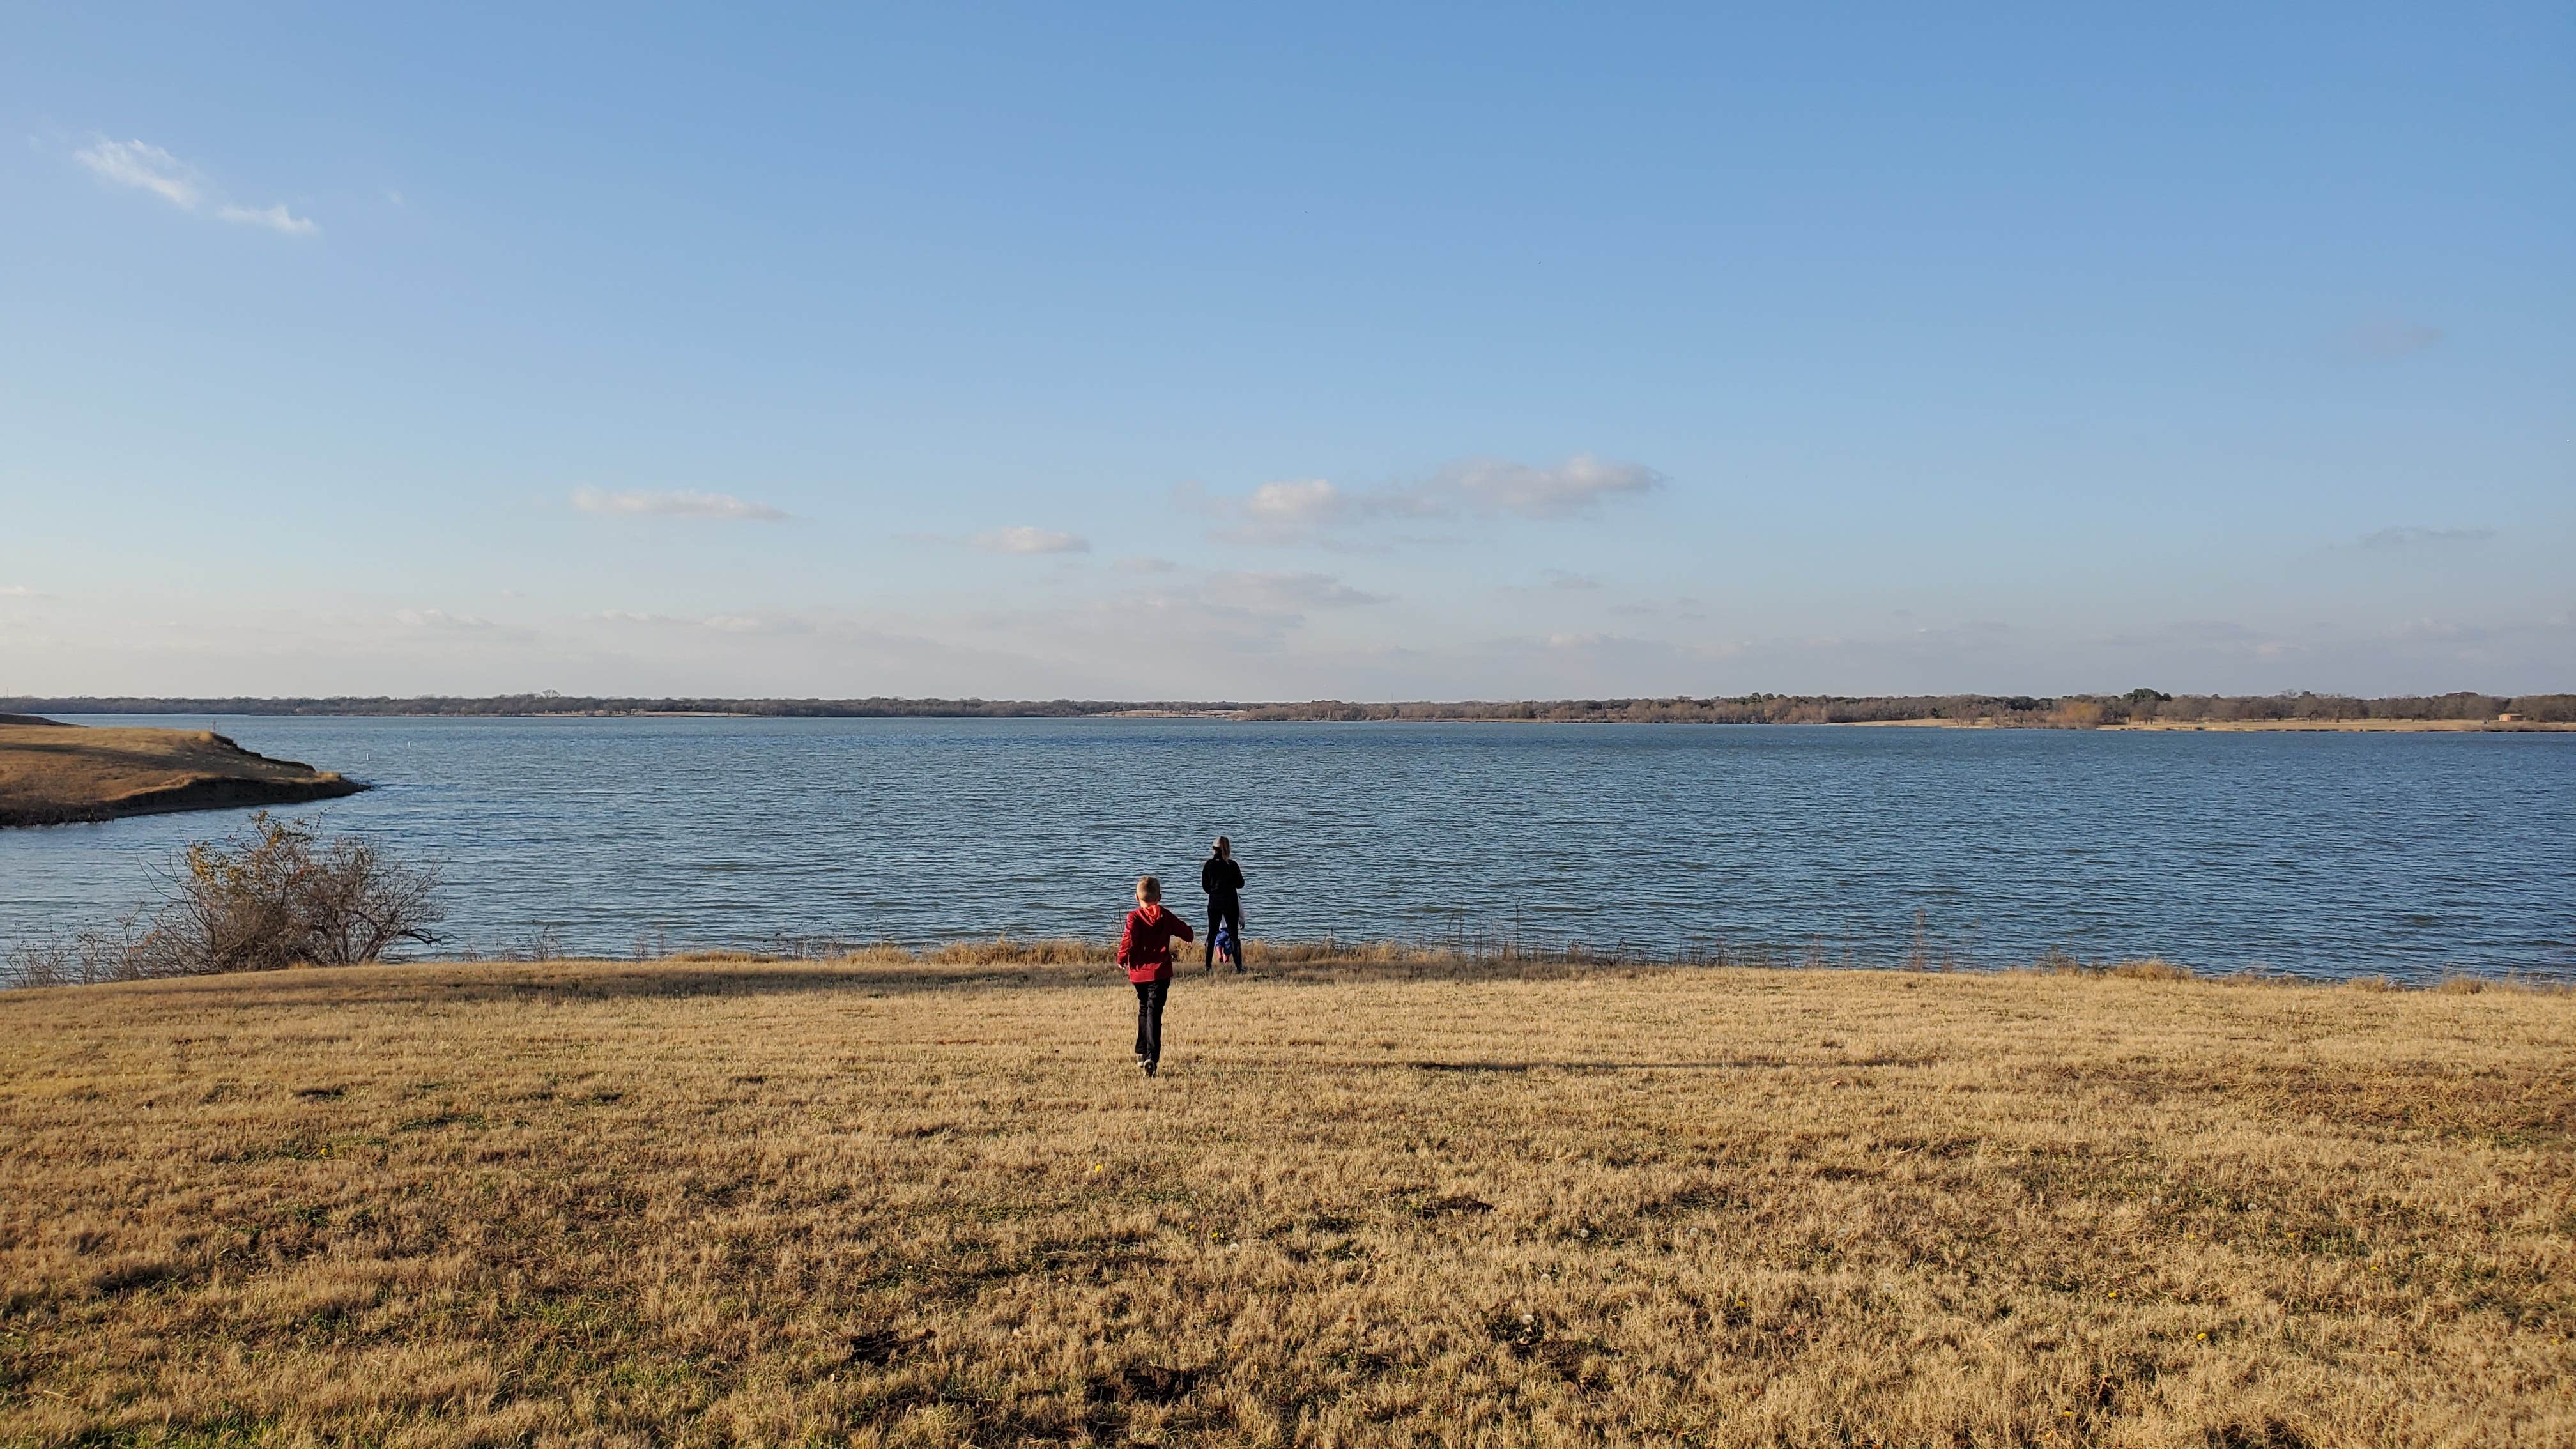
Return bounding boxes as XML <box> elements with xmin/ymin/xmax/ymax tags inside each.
<box><xmin>1</xmin><ymin>952</ymin><xmax>2568</xmax><ymax>1446</ymax></box>
<box><xmin>0</xmin><ymin>719</ymin><xmax>362</xmax><ymax>827</ymax></box>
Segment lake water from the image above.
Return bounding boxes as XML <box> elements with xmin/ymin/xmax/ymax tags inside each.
<box><xmin>4</xmin><ymin>716</ymin><xmax>2570</xmax><ymax>980</ymax></box>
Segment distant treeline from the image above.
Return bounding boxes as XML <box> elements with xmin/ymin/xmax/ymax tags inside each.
<box><xmin>8</xmin><ymin>691</ymin><xmax>2570</xmax><ymax>724</ymax></box>
<box><xmin>1241</xmin><ymin>691</ymin><xmax>2576</xmax><ymax>725</ymax></box>
<box><xmin>1</xmin><ymin>694</ymin><xmax>1241</xmax><ymax>719</ymax></box>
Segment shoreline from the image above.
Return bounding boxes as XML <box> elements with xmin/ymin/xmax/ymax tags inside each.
<box><xmin>22</xmin><ymin>937</ymin><xmax>2564</xmax><ymax>993</ymax></box>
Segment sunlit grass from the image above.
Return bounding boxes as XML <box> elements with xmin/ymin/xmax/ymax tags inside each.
<box><xmin>1</xmin><ymin>949</ymin><xmax>2568</xmax><ymax>1445</ymax></box>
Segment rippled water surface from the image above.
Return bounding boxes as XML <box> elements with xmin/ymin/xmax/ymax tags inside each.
<box><xmin>4</xmin><ymin>716</ymin><xmax>2570</xmax><ymax>979</ymax></box>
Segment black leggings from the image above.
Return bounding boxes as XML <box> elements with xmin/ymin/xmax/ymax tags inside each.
<box><xmin>1205</xmin><ymin>897</ymin><xmax>1243</xmax><ymax>968</ymax></box>
<box><xmin>1133</xmin><ymin>977</ymin><xmax>1169</xmax><ymax>1064</ymax></box>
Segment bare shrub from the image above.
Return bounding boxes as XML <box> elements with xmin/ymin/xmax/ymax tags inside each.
<box><xmin>3</xmin><ymin>913</ymin><xmax>159</xmax><ymax>988</ymax></box>
<box><xmin>142</xmin><ymin>813</ymin><xmax>441</xmax><ymax>973</ymax></box>
<box><xmin>503</xmin><ymin>925</ymin><xmax>565</xmax><ymax>963</ymax></box>
<box><xmin>4</xmin><ymin>813</ymin><xmax>441</xmax><ymax>987</ymax></box>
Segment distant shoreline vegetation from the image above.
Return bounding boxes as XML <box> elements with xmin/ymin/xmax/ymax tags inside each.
<box><xmin>5</xmin><ymin>690</ymin><xmax>2572</xmax><ymax>726</ymax></box>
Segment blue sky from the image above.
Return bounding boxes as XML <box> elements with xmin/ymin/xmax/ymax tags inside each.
<box><xmin>3</xmin><ymin>4</ymin><xmax>2569</xmax><ymax>699</ymax></box>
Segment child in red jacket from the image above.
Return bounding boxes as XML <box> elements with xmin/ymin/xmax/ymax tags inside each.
<box><xmin>1117</xmin><ymin>875</ymin><xmax>1195</xmax><ymax>1077</ymax></box>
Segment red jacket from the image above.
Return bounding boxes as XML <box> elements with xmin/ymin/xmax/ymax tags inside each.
<box><xmin>1117</xmin><ymin>904</ymin><xmax>1195</xmax><ymax>983</ymax></box>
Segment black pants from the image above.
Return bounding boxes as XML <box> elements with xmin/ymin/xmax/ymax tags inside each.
<box><xmin>1205</xmin><ymin>896</ymin><xmax>1242</xmax><ymax>969</ymax></box>
<box><xmin>1132</xmin><ymin>977</ymin><xmax>1169</xmax><ymax>1065</ymax></box>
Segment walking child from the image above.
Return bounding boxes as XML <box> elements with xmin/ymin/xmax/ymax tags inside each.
<box><xmin>1116</xmin><ymin>875</ymin><xmax>1194</xmax><ymax>1077</ymax></box>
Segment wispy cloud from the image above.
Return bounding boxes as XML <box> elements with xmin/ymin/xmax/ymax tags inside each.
<box><xmin>2358</xmin><ymin>526</ymin><xmax>2495</xmax><ymax>551</ymax></box>
<box><xmin>1438</xmin><ymin>456</ymin><xmax>1662</xmax><ymax>519</ymax></box>
<box><xmin>1194</xmin><ymin>454</ymin><xmax>1663</xmax><ymax>544</ymax></box>
<box><xmin>588</xmin><ymin>610</ymin><xmax>811</xmax><ymax>636</ymax></box>
<box><xmin>702</xmin><ymin>615</ymin><xmax>793</xmax><ymax>634</ymax></box>
<box><xmin>1240</xmin><ymin>479</ymin><xmax>1353</xmax><ymax>531</ymax></box>
<box><xmin>393</xmin><ymin>608</ymin><xmax>494</xmax><ymax>631</ymax></box>
<box><xmin>214</xmin><ymin>202</ymin><xmax>318</xmax><ymax>236</ymax></box>
<box><xmin>972</xmin><ymin>526</ymin><xmax>1091</xmax><ymax>555</ymax></box>
<box><xmin>2346</xmin><ymin>322</ymin><xmax>2446</xmax><ymax>360</ymax></box>
<box><xmin>1219</xmin><ymin>571</ymin><xmax>1389</xmax><ymax>610</ymax></box>
<box><xmin>0</xmin><ymin>585</ymin><xmax>43</xmax><ymax>599</ymax></box>
<box><xmin>1005</xmin><ymin>569</ymin><xmax>1390</xmax><ymax>659</ymax></box>
<box><xmin>75</xmin><ymin>139</ymin><xmax>201</xmax><ymax>208</ymax></box>
<box><xmin>1500</xmin><ymin>569</ymin><xmax>1602</xmax><ymax>594</ymax></box>
<box><xmin>73</xmin><ymin>137</ymin><xmax>317</xmax><ymax>235</ymax></box>
<box><xmin>572</xmin><ymin>487</ymin><xmax>790</xmax><ymax>521</ymax></box>
<box><xmin>1543</xmin><ymin>630</ymin><xmax>1621</xmax><ymax>651</ymax></box>
<box><xmin>1608</xmin><ymin>595</ymin><xmax>1708</xmax><ymax>621</ymax></box>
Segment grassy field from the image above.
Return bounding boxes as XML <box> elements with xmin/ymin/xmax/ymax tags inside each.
<box><xmin>1</xmin><ymin>949</ymin><xmax>2570</xmax><ymax>1446</ymax></box>
<box><xmin>0</xmin><ymin>719</ymin><xmax>360</xmax><ymax>827</ymax></box>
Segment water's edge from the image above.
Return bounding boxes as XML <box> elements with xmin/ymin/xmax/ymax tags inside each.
<box><xmin>6</xmin><ymin>716</ymin><xmax>2570</xmax><ymax>981</ymax></box>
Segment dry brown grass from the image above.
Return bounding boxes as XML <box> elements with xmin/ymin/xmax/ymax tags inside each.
<box><xmin>2</xmin><ymin>951</ymin><xmax>2570</xmax><ymax>1447</ymax></box>
<box><xmin>0</xmin><ymin>722</ymin><xmax>360</xmax><ymax>827</ymax></box>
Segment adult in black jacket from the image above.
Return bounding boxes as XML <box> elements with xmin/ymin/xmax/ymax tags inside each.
<box><xmin>1201</xmin><ymin>837</ymin><xmax>1245</xmax><ymax>973</ymax></box>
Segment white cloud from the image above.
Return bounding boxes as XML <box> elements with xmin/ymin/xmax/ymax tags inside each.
<box><xmin>572</xmin><ymin>487</ymin><xmax>790</xmax><ymax>521</ymax></box>
<box><xmin>75</xmin><ymin>139</ymin><xmax>203</xmax><ymax>208</ymax></box>
<box><xmin>972</xmin><ymin>526</ymin><xmax>1091</xmax><ymax>555</ymax></box>
<box><xmin>215</xmin><ymin>202</ymin><xmax>318</xmax><ymax>236</ymax></box>
<box><xmin>0</xmin><ymin>585</ymin><xmax>43</xmax><ymax>599</ymax></box>
<box><xmin>1245</xmin><ymin>479</ymin><xmax>1350</xmax><ymax>528</ymax></box>
<box><xmin>1197</xmin><ymin>455</ymin><xmax>1662</xmax><ymax>544</ymax></box>
<box><xmin>73</xmin><ymin>137</ymin><xmax>316</xmax><ymax>235</ymax></box>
